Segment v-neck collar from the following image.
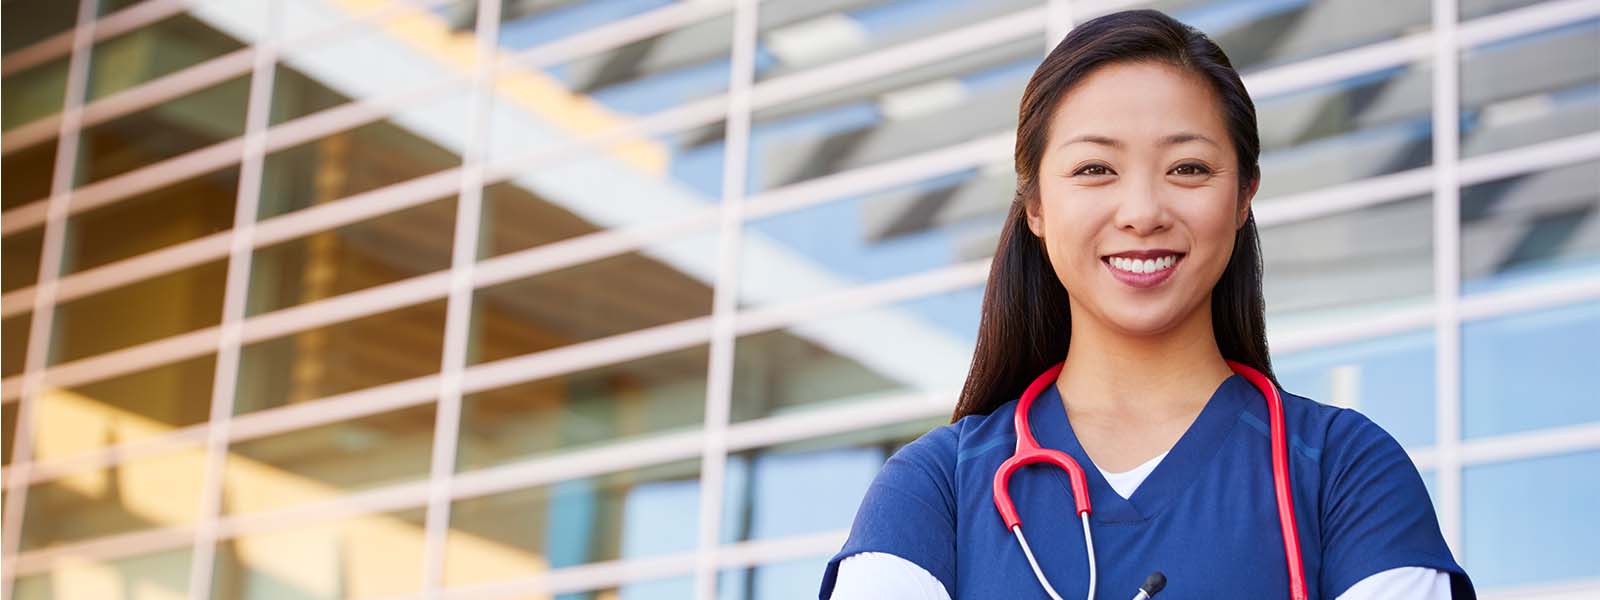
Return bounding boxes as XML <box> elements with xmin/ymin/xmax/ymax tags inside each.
<box><xmin>1026</xmin><ymin>372</ymin><xmax>1254</xmax><ymax>524</ymax></box>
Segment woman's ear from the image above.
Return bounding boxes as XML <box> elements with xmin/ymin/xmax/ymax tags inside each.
<box><xmin>1024</xmin><ymin>194</ymin><xmax>1046</xmax><ymax>238</ymax></box>
<box><xmin>1237</xmin><ymin>177</ymin><xmax>1260</xmax><ymax>228</ymax></box>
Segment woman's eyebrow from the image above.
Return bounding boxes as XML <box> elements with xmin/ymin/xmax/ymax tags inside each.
<box><xmin>1057</xmin><ymin>132</ymin><xmax>1218</xmax><ymax>150</ymax></box>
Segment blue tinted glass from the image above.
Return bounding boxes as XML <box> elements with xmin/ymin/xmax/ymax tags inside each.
<box><xmin>1460</xmin><ymin>160</ymin><xmax>1600</xmax><ymax>294</ymax></box>
<box><xmin>1275</xmin><ymin>329</ymin><xmax>1436</xmax><ymax>448</ymax></box>
<box><xmin>719</xmin><ymin>554</ymin><xmax>832</xmax><ymax>600</ymax></box>
<box><xmin>1463</xmin><ymin>301</ymin><xmax>1600</xmax><ymax>438</ymax></box>
<box><xmin>1463</xmin><ymin>450</ymin><xmax>1600</xmax><ymax>587</ymax></box>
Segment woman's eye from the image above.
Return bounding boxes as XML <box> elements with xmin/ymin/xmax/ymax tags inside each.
<box><xmin>1074</xmin><ymin>164</ymin><xmax>1113</xmax><ymax>176</ymax></box>
<box><xmin>1171</xmin><ymin>163</ymin><xmax>1211</xmax><ymax>176</ymax></box>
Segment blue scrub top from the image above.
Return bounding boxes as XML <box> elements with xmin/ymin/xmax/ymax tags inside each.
<box><xmin>819</xmin><ymin>373</ymin><xmax>1475</xmax><ymax>599</ymax></box>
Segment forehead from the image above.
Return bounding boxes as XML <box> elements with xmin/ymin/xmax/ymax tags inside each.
<box><xmin>1047</xmin><ymin>60</ymin><xmax>1230</xmax><ymax>147</ymax></box>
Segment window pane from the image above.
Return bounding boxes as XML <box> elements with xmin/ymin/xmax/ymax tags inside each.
<box><xmin>2</xmin><ymin>138</ymin><xmax>57</xmax><ymax>208</ymax></box>
<box><xmin>50</xmin><ymin>259</ymin><xmax>227</xmax><ymax>365</ymax></box>
<box><xmin>722</xmin><ymin>418</ymin><xmax>941</xmax><ymax>544</ymax></box>
<box><xmin>222</xmin><ymin>404</ymin><xmax>436</xmax><ymax>515</ymax></box>
<box><xmin>753</xmin><ymin>0</ymin><xmax>1044</xmax><ymax>82</ymax></box>
<box><xmin>1462</xmin><ymin>0</ymin><xmax>1568</xmax><ymax>20</ymax></box>
<box><xmin>1254</xmin><ymin>63</ymin><xmax>1433</xmax><ymax>200</ymax></box>
<box><xmin>731</xmin><ymin>286</ymin><xmax>981</xmax><ymax>423</ymax></box>
<box><xmin>1260</xmin><ymin>195</ymin><xmax>1433</xmax><ymax>322</ymax></box>
<box><xmin>746</xmin><ymin>33</ymin><xmax>1042</xmax><ymax>192</ymax></box>
<box><xmin>1463</xmin><ymin>450</ymin><xmax>1600</xmax><ymax>588</ymax></box>
<box><xmin>12</xmin><ymin>547</ymin><xmax>191</xmax><ymax>600</ymax></box>
<box><xmin>259</xmin><ymin>91</ymin><xmax>469</xmax><ymax>219</ymax></box>
<box><xmin>1274</xmin><ymin>329</ymin><xmax>1436</xmax><ymax>448</ymax></box>
<box><xmin>75</xmin><ymin>76</ymin><xmax>249</xmax><ymax>187</ymax></box>
<box><xmin>2</xmin><ymin>0</ymin><xmax>78</xmax><ymax>54</ymax></box>
<box><xmin>86</xmin><ymin>14</ymin><xmax>246</xmax><ymax>101</ymax></box>
<box><xmin>32</xmin><ymin>354</ymin><xmax>215</xmax><ymax>462</ymax></box>
<box><xmin>497</xmin><ymin>0</ymin><xmax>701</xmax><ymax>49</ymax></box>
<box><xmin>458</xmin><ymin>345</ymin><xmax>709</xmax><ymax>472</ymax></box>
<box><xmin>63</xmin><ymin>167</ymin><xmax>240</xmax><ymax>274</ymax></box>
<box><xmin>2</xmin><ymin>312</ymin><xmax>29</xmax><ymax>379</ymax></box>
<box><xmin>2</xmin><ymin>57</ymin><xmax>69</xmax><ymax>131</ymax></box>
<box><xmin>1145</xmin><ymin>0</ymin><xmax>1430</xmax><ymax>73</ymax></box>
<box><xmin>498</xmin><ymin>10</ymin><xmax>731</xmax><ymax>121</ymax></box>
<box><xmin>2</xmin><ymin>400</ymin><xmax>17</xmax><ymax>465</ymax></box>
<box><xmin>482</xmin><ymin>122</ymin><xmax>727</xmax><ymax>241</ymax></box>
<box><xmin>212</xmin><ymin>508</ymin><xmax>427</xmax><ymax>600</ymax></box>
<box><xmin>1461</xmin><ymin>19</ymin><xmax>1600</xmax><ymax>158</ymax></box>
<box><xmin>3</xmin><ymin>225</ymin><xmax>45</xmax><ymax>292</ymax></box>
<box><xmin>468</xmin><ymin>233</ymin><xmax>717</xmax><ymax>365</ymax></box>
<box><xmin>273</xmin><ymin>2</ymin><xmax>476</xmax><ymax>125</ymax></box>
<box><xmin>246</xmin><ymin>195</ymin><xmax>457</xmax><ymax>316</ymax></box>
<box><xmin>234</xmin><ymin>300</ymin><xmax>447</xmax><ymax>414</ymax></box>
<box><xmin>719</xmin><ymin>554</ymin><xmax>833</xmax><ymax>600</ymax></box>
<box><xmin>19</xmin><ymin>448</ymin><xmax>205</xmax><ymax>550</ymax></box>
<box><xmin>444</xmin><ymin>459</ymin><xmax>701</xmax><ymax>587</ymax></box>
<box><xmin>741</xmin><ymin>164</ymin><xmax>1008</xmax><ymax>307</ymax></box>
<box><xmin>1463</xmin><ymin>301</ymin><xmax>1600</xmax><ymax>438</ymax></box>
<box><xmin>1461</xmin><ymin>160</ymin><xmax>1600</xmax><ymax>293</ymax></box>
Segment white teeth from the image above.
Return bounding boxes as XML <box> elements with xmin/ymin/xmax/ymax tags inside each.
<box><xmin>1108</xmin><ymin>255</ymin><xmax>1178</xmax><ymax>274</ymax></box>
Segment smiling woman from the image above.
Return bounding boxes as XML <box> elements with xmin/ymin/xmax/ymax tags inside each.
<box><xmin>820</xmin><ymin>9</ymin><xmax>1475</xmax><ymax>600</ymax></box>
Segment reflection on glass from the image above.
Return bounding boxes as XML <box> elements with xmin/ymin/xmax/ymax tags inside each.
<box><xmin>1260</xmin><ymin>195</ymin><xmax>1433</xmax><ymax>321</ymax></box>
<box><xmin>64</xmin><ymin>167</ymin><xmax>240</xmax><ymax>273</ymax></box>
<box><xmin>1463</xmin><ymin>449</ymin><xmax>1600</xmax><ymax>588</ymax></box>
<box><xmin>1460</xmin><ymin>160</ymin><xmax>1600</xmax><ymax>292</ymax></box>
<box><xmin>1463</xmin><ymin>301</ymin><xmax>1600</xmax><ymax>438</ymax></box>
<box><xmin>259</xmin><ymin>92</ymin><xmax>469</xmax><ymax>219</ymax></box>
<box><xmin>3</xmin><ymin>226</ymin><xmax>45</xmax><ymax>292</ymax></box>
<box><xmin>276</xmin><ymin>2</ymin><xmax>476</xmax><ymax>125</ymax></box>
<box><xmin>730</xmin><ymin>286</ymin><xmax>981</xmax><ymax>423</ymax></box>
<box><xmin>1461</xmin><ymin>20</ymin><xmax>1599</xmax><ymax>158</ymax></box>
<box><xmin>1461</xmin><ymin>0</ymin><xmax>1563</xmax><ymax>20</ymax></box>
<box><xmin>498</xmin><ymin>11</ymin><xmax>731</xmax><ymax>120</ymax></box>
<box><xmin>32</xmin><ymin>354</ymin><xmax>216</xmax><ymax>462</ymax></box>
<box><xmin>222</xmin><ymin>404</ymin><xmax>436</xmax><ymax>515</ymax></box>
<box><xmin>753</xmin><ymin>0</ymin><xmax>1043</xmax><ymax>82</ymax></box>
<box><xmin>234</xmin><ymin>300</ymin><xmax>447</xmax><ymax>414</ymax></box>
<box><xmin>19</xmin><ymin>449</ymin><xmax>205</xmax><ymax>550</ymax></box>
<box><xmin>719</xmin><ymin>554</ymin><xmax>834</xmax><ymax>600</ymax></box>
<box><xmin>1274</xmin><ymin>329</ymin><xmax>1436</xmax><ymax>448</ymax></box>
<box><xmin>50</xmin><ymin>259</ymin><xmax>227</xmax><ymax>365</ymax></box>
<box><xmin>74</xmin><ymin>77</ymin><xmax>249</xmax><ymax>186</ymax></box>
<box><xmin>1</xmin><ymin>0</ymin><xmax>77</xmax><ymax>54</ymax></box>
<box><xmin>723</xmin><ymin>418</ymin><xmax>941</xmax><ymax>544</ymax></box>
<box><xmin>468</xmin><ymin>234</ymin><xmax>717</xmax><ymax>365</ymax></box>
<box><xmin>2</xmin><ymin>138</ymin><xmax>57</xmax><ymax>208</ymax></box>
<box><xmin>457</xmin><ymin>345</ymin><xmax>709</xmax><ymax>472</ymax></box>
<box><xmin>476</xmin><ymin>180</ymin><xmax>600</xmax><ymax>259</ymax></box>
<box><xmin>1144</xmin><ymin>0</ymin><xmax>1430</xmax><ymax>73</ymax></box>
<box><xmin>555</xmin><ymin>575</ymin><xmax>697</xmax><ymax>600</ymax></box>
<box><xmin>87</xmin><ymin>14</ymin><xmax>246</xmax><ymax>100</ymax></box>
<box><xmin>212</xmin><ymin>508</ymin><xmax>427</xmax><ymax>600</ymax></box>
<box><xmin>2</xmin><ymin>57</ymin><xmax>69</xmax><ymax>131</ymax></box>
<box><xmin>1254</xmin><ymin>63</ymin><xmax>1433</xmax><ymax>199</ymax></box>
<box><xmin>746</xmin><ymin>33</ymin><xmax>1040</xmax><ymax>192</ymax></box>
<box><xmin>3</xmin><ymin>400</ymin><xmax>17</xmax><ymax>465</ymax></box>
<box><xmin>444</xmin><ymin>460</ymin><xmax>701</xmax><ymax>587</ymax></box>
<box><xmin>484</xmin><ymin>122</ymin><xmax>727</xmax><ymax>223</ymax></box>
<box><xmin>741</xmin><ymin>165</ymin><xmax>1008</xmax><ymax>307</ymax></box>
<box><xmin>246</xmin><ymin>196</ymin><xmax>457</xmax><ymax>316</ymax></box>
<box><xmin>2</xmin><ymin>312</ymin><xmax>30</xmax><ymax>378</ymax></box>
<box><xmin>12</xmin><ymin>547</ymin><xmax>191</xmax><ymax>600</ymax></box>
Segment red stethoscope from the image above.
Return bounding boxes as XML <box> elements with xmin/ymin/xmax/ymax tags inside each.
<box><xmin>991</xmin><ymin>359</ymin><xmax>1308</xmax><ymax>600</ymax></box>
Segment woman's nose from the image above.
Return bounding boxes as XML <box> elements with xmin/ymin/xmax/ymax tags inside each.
<box><xmin>1113</xmin><ymin>183</ymin><xmax>1172</xmax><ymax>236</ymax></box>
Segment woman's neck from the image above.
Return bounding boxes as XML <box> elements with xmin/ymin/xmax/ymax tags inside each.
<box><xmin>1057</xmin><ymin>301</ymin><xmax>1234</xmax><ymax>421</ymax></box>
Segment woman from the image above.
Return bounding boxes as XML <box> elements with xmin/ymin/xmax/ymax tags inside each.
<box><xmin>819</xmin><ymin>9</ymin><xmax>1474</xmax><ymax>600</ymax></box>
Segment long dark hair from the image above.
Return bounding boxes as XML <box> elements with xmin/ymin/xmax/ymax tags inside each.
<box><xmin>952</xmin><ymin>9</ymin><xmax>1275</xmax><ymax>422</ymax></box>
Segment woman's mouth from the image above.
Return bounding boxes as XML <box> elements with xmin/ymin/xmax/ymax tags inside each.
<box><xmin>1101</xmin><ymin>251</ymin><xmax>1184</xmax><ymax>288</ymax></box>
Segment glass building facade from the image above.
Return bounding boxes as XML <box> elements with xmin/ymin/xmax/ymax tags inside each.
<box><xmin>0</xmin><ymin>0</ymin><xmax>1596</xmax><ymax>598</ymax></box>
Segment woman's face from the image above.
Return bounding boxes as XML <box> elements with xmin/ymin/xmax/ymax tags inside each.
<box><xmin>1027</xmin><ymin>61</ymin><xmax>1257</xmax><ymax>337</ymax></box>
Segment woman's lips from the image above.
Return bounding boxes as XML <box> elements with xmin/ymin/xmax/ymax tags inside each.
<box><xmin>1101</xmin><ymin>253</ymin><xmax>1184</xmax><ymax>289</ymax></box>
